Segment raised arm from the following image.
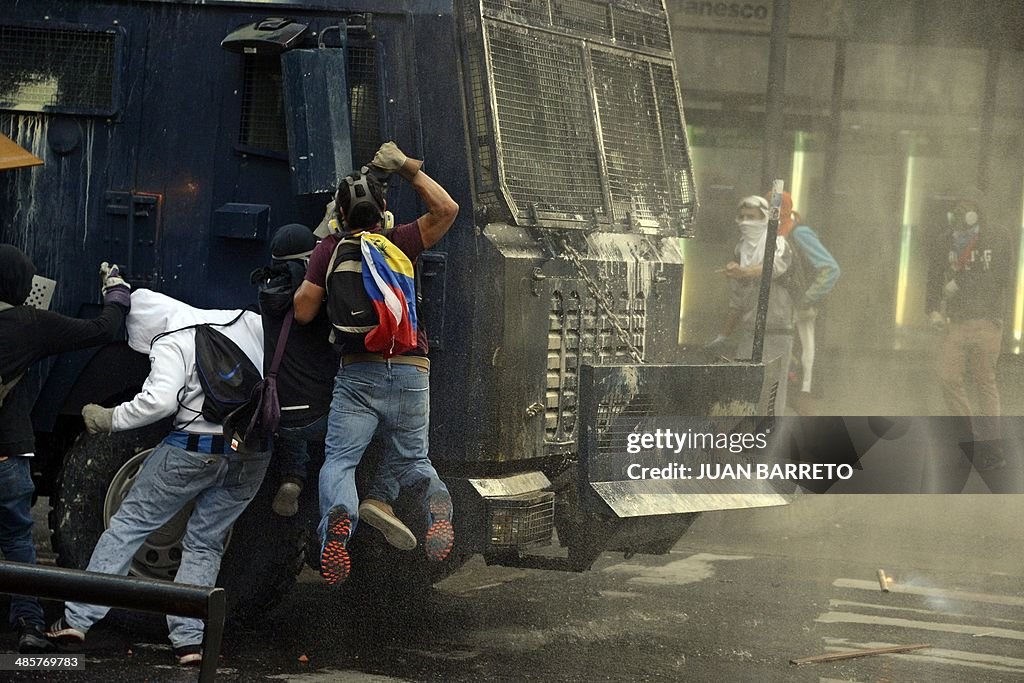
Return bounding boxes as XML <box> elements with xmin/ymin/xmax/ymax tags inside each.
<box><xmin>370</xmin><ymin>142</ymin><xmax>458</xmax><ymax>249</ymax></box>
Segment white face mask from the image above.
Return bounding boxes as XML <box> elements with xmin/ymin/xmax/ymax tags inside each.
<box><xmin>737</xmin><ymin>218</ymin><xmax>767</xmax><ymax>239</ymax></box>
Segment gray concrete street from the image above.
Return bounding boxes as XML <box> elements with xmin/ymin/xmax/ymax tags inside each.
<box><xmin>3</xmin><ymin>494</ymin><xmax>1022</xmax><ymax>682</ymax></box>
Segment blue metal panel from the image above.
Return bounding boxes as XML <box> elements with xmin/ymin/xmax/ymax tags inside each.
<box><xmin>281</xmin><ymin>46</ymin><xmax>353</xmax><ymax>195</ymax></box>
<box><xmin>212</xmin><ymin>202</ymin><xmax>271</xmax><ymax>240</ymax></box>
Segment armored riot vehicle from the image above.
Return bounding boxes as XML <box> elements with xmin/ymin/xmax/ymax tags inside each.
<box><xmin>1</xmin><ymin>0</ymin><xmax>784</xmax><ymax>621</ymax></box>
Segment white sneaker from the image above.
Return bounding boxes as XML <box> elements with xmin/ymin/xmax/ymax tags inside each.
<box><xmin>46</xmin><ymin>617</ymin><xmax>85</xmax><ymax>644</ymax></box>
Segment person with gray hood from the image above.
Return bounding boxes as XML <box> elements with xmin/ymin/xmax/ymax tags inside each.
<box><xmin>47</xmin><ymin>290</ymin><xmax>268</xmax><ymax>667</ymax></box>
<box><xmin>0</xmin><ymin>244</ymin><xmax>130</xmax><ymax>654</ymax></box>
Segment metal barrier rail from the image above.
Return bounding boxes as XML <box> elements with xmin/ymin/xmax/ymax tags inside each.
<box><xmin>0</xmin><ymin>560</ymin><xmax>225</xmax><ymax>682</ymax></box>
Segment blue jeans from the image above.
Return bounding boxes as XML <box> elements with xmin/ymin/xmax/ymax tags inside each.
<box><xmin>318</xmin><ymin>362</ymin><xmax>448</xmax><ymax>547</ymax></box>
<box><xmin>276</xmin><ymin>414</ymin><xmax>396</xmax><ymax>502</ymax></box>
<box><xmin>64</xmin><ymin>440</ymin><xmax>270</xmax><ymax>648</ymax></box>
<box><xmin>0</xmin><ymin>456</ymin><xmax>45</xmax><ymax>628</ymax></box>
<box><xmin>276</xmin><ymin>415</ymin><xmax>328</xmax><ymax>482</ymax></box>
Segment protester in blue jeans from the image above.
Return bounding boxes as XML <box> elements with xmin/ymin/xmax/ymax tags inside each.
<box><xmin>252</xmin><ymin>223</ymin><xmax>416</xmax><ymax>551</ymax></box>
<box><xmin>294</xmin><ymin>141</ymin><xmax>459</xmax><ymax>586</ymax></box>
<box><xmin>46</xmin><ymin>290</ymin><xmax>269</xmax><ymax>667</ymax></box>
<box><xmin>0</xmin><ymin>245</ymin><xmax>130</xmax><ymax>653</ymax></box>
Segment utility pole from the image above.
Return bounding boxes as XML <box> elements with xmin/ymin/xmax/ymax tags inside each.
<box><xmin>761</xmin><ymin>0</ymin><xmax>791</xmax><ymax>192</ymax></box>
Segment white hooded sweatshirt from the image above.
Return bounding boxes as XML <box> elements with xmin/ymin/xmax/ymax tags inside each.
<box><xmin>112</xmin><ymin>289</ymin><xmax>264</xmax><ymax>434</ymax></box>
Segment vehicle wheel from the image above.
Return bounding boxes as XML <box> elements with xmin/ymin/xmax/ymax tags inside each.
<box><xmin>49</xmin><ymin>429</ymin><xmax>307</xmax><ymax>627</ymax></box>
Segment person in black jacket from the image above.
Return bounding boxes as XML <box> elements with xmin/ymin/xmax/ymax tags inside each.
<box><xmin>0</xmin><ymin>244</ymin><xmax>130</xmax><ymax>653</ymax></box>
<box><xmin>252</xmin><ymin>225</ymin><xmax>416</xmax><ymax>550</ymax></box>
<box><xmin>926</xmin><ymin>191</ymin><xmax>1010</xmax><ymax>467</ymax></box>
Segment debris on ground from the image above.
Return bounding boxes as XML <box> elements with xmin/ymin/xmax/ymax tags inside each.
<box><xmin>791</xmin><ymin>643</ymin><xmax>930</xmax><ymax>666</ymax></box>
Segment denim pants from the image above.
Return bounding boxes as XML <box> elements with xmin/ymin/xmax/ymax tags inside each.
<box><xmin>276</xmin><ymin>414</ymin><xmax>396</xmax><ymax>502</ymax></box>
<box><xmin>65</xmin><ymin>440</ymin><xmax>270</xmax><ymax>648</ymax></box>
<box><xmin>318</xmin><ymin>362</ymin><xmax>448</xmax><ymax>547</ymax></box>
<box><xmin>276</xmin><ymin>415</ymin><xmax>328</xmax><ymax>482</ymax></box>
<box><xmin>0</xmin><ymin>455</ymin><xmax>45</xmax><ymax>628</ymax></box>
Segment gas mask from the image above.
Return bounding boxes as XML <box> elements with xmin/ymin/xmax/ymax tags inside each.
<box><xmin>947</xmin><ymin>209</ymin><xmax>979</xmax><ymax>230</ymax></box>
<box><xmin>332</xmin><ymin>167</ymin><xmax>386</xmax><ymax>235</ymax></box>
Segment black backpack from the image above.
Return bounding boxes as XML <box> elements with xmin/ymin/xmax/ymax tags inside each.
<box><xmin>324</xmin><ymin>235</ymin><xmax>379</xmax><ymax>345</ymax></box>
<box><xmin>153</xmin><ymin>311</ymin><xmax>266</xmax><ymax>449</ymax></box>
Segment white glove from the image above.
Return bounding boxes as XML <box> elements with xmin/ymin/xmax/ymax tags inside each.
<box><xmin>943</xmin><ymin>279</ymin><xmax>960</xmax><ymax>298</ymax></box>
<box><xmin>82</xmin><ymin>404</ymin><xmax>114</xmax><ymax>434</ymax></box>
<box><xmin>99</xmin><ymin>262</ymin><xmax>129</xmax><ymax>295</ymax></box>
<box><xmin>928</xmin><ymin>310</ymin><xmax>946</xmax><ymax>330</ymax></box>
<box><xmin>796</xmin><ymin>306</ymin><xmax>817</xmax><ymax>323</ymax></box>
<box><xmin>371</xmin><ymin>141</ymin><xmax>422</xmax><ymax>180</ymax></box>
<box><xmin>99</xmin><ymin>262</ymin><xmax>131</xmax><ymax>309</ymax></box>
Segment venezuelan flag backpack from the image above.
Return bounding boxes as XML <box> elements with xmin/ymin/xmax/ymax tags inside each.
<box><xmin>325</xmin><ymin>231</ymin><xmax>418</xmax><ymax>357</ymax></box>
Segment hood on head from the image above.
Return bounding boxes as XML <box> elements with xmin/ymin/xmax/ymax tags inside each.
<box><xmin>126</xmin><ymin>289</ymin><xmax>260</xmax><ymax>353</ymax></box>
<box><xmin>0</xmin><ymin>244</ymin><xmax>36</xmax><ymax>306</ymax></box>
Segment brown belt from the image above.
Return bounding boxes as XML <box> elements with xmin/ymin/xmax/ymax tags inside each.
<box><xmin>341</xmin><ymin>353</ymin><xmax>430</xmax><ymax>370</ymax></box>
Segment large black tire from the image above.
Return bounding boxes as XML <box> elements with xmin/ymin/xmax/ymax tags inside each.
<box><xmin>49</xmin><ymin>428</ymin><xmax>307</xmax><ymax>627</ymax></box>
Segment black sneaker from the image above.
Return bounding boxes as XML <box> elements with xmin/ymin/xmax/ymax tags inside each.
<box><xmin>45</xmin><ymin>617</ymin><xmax>85</xmax><ymax>645</ymax></box>
<box><xmin>17</xmin><ymin>619</ymin><xmax>55</xmax><ymax>654</ymax></box>
<box><xmin>319</xmin><ymin>506</ymin><xmax>352</xmax><ymax>586</ymax></box>
<box><xmin>173</xmin><ymin>643</ymin><xmax>203</xmax><ymax>666</ymax></box>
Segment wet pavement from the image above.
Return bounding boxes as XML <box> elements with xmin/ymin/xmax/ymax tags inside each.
<box><xmin>3</xmin><ymin>494</ymin><xmax>1022</xmax><ymax>682</ymax></box>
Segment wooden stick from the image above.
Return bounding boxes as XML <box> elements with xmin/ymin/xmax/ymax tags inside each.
<box><xmin>791</xmin><ymin>644</ymin><xmax>931</xmax><ymax>666</ymax></box>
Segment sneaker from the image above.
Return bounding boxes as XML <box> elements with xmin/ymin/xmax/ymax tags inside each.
<box><xmin>272</xmin><ymin>477</ymin><xmax>303</xmax><ymax>517</ymax></box>
<box><xmin>17</xmin><ymin>619</ymin><xmax>55</xmax><ymax>654</ymax></box>
<box><xmin>423</xmin><ymin>491</ymin><xmax>454</xmax><ymax>562</ymax></box>
<box><xmin>173</xmin><ymin>644</ymin><xmax>202</xmax><ymax>666</ymax></box>
<box><xmin>46</xmin><ymin>617</ymin><xmax>85</xmax><ymax>645</ymax></box>
<box><xmin>320</xmin><ymin>506</ymin><xmax>353</xmax><ymax>586</ymax></box>
<box><xmin>358</xmin><ymin>499</ymin><xmax>417</xmax><ymax>551</ymax></box>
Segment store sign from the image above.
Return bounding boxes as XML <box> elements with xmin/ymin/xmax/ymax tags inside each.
<box><xmin>670</xmin><ymin>0</ymin><xmax>842</xmax><ymax>36</ymax></box>
<box><xmin>672</xmin><ymin>0</ymin><xmax>773</xmax><ymax>31</ymax></box>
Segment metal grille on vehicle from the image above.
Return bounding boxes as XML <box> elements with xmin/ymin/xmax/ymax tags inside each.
<box><xmin>594</xmin><ymin>394</ymin><xmax>657</xmax><ymax>454</ymax></box>
<box><xmin>546</xmin><ymin>288</ymin><xmax>645</xmax><ymax>443</ymax></box>
<box><xmin>346</xmin><ymin>44</ymin><xmax>380</xmax><ymax>168</ymax></box>
<box><xmin>461</xmin><ymin>1</ymin><xmax>697</xmax><ymax>232</ymax></box>
<box><xmin>0</xmin><ymin>24</ymin><xmax>118</xmax><ymax>115</ymax></box>
<box><xmin>487</xmin><ymin>491</ymin><xmax>555</xmax><ymax>549</ymax></box>
<box><xmin>481</xmin><ymin>0</ymin><xmax>671</xmax><ymax>51</ymax></box>
<box><xmin>591</xmin><ymin>49</ymin><xmax>694</xmax><ymax>224</ymax></box>
<box><xmin>239</xmin><ymin>56</ymin><xmax>289</xmax><ymax>153</ymax></box>
<box><xmin>239</xmin><ymin>43</ymin><xmax>379</xmax><ymax>162</ymax></box>
<box><xmin>485</xmin><ymin>24</ymin><xmax>605</xmax><ymax>217</ymax></box>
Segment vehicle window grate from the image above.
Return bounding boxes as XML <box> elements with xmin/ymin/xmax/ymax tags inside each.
<box><xmin>0</xmin><ymin>24</ymin><xmax>118</xmax><ymax>115</ymax></box>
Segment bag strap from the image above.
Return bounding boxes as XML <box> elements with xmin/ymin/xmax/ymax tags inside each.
<box><xmin>268</xmin><ymin>308</ymin><xmax>294</xmax><ymax>379</ymax></box>
<box><xmin>150</xmin><ymin>309</ymin><xmax>248</xmax><ymax>348</ymax></box>
<box><xmin>953</xmin><ymin>234</ymin><xmax>979</xmax><ymax>272</ymax></box>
